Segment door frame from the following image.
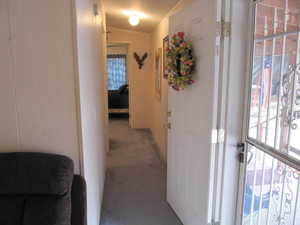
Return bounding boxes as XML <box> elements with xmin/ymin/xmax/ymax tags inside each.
<box><xmin>107</xmin><ymin>41</ymin><xmax>134</xmax><ymax>128</ymax></box>
<box><xmin>212</xmin><ymin>1</ymin><xmax>255</xmax><ymax>225</ymax></box>
<box><xmin>235</xmin><ymin>1</ymin><xmax>257</xmax><ymax>224</ymax></box>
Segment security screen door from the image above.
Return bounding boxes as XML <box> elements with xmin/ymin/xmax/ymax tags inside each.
<box><xmin>241</xmin><ymin>0</ymin><xmax>300</xmax><ymax>225</ymax></box>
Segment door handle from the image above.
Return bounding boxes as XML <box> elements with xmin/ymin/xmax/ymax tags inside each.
<box><xmin>237</xmin><ymin>143</ymin><xmax>245</xmax><ymax>163</ymax></box>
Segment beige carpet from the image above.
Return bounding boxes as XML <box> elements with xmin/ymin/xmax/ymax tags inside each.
<box><xmin>100</xmin><ymin>118</ymin><xmax>182</xmax><ymax>225</ymax></box>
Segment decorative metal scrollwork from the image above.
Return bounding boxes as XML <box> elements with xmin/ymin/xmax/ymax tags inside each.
<box><xmin>292</xmin><ymin>64</ymin><xmax>300</xmax><ymax>130</ymax></box>
<box><xmin>271</xmin><ymin>165</ymin><xmax>299</xmax><ymax>225</ymax></box>
<box><xmin>281</xmin><ymin>64</ymin><xmax>300</xmax><ymax>130</ymax></box>
<box><xmin>245</xmin><ymin>148</ymin><xmax>300</xmax><ymax>225</ymax></box>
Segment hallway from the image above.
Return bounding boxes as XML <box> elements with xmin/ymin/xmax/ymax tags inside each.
<box><xmin>100</xmin><ymin>119</ymin><xmax>182</xmax><ymax>225</ymax></box>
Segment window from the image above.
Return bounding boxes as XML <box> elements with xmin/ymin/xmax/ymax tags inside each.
<box><xmin>107</xmin><ymin>55</ymin><xmax>127</xmax><ymax>90</ymax></box>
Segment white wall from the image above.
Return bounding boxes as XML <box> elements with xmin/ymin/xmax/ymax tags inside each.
<box><xmin>74</xmin><ymin>0</ymin><xmax>107</xmax><ymax>224</ymax></box>
<box><xmin>0</xmin><ymin>0</ymin><xmax>108</xmax><ymax>224</ymax></box>
<box><xmin>151</xmin><ymin>18</ymin><xmax>169</xmax><ymax>161</ymax></box>
<box><xmin>150</xmin><ymin>0</ymin><xmax>196</xmax><ymax>161</ymax></box>
<box><xmin>0</xmin><ymin>0</ymin><xmax>81</xmax><ymax>173</ymax></box>
<box><xmin>107</xmin><ymin>45</ymin><xmax>128</xmax><ymax>55</ymax></box>
<box><xmin>0</xmin><ymin>0</ymin><xmax>19</xmax><ymax>150</ymax></box>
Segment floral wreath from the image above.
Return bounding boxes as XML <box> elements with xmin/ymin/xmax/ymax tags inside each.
<box><xmin>166</xmin><ymin>32</ymin><xmax>195</xmax><ymax>91</ymax></box>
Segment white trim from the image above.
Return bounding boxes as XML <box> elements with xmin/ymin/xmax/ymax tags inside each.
<box><xmin>235</xmin><ymin>1</ymin><xmax>256</xmax><ymax>225</ymax></box>
<box><xmin>209</xmin><ymin>0</ymin><xmax>231</xmax><ymax>222</ymax></box>
<box><xmin>108</xmin><ymin>108</ymin><xmax>129</xmax><ymax>114</ymax></box>
<box><xmin>214</xmin><ymin>0</ymin><xmax>254</xmax><ymax>225</ymax></box>
<box><xmin>247</xmin><ymin>137</ymin><xmax>300</xmax><ymax>171</ymax></box>
<box><xmin>254</xmin><ymin>29</ymin><xmax>300</xmax><ymax>41</ymax></box>
<box><xmin>70</xmin><ymin>0</ymin><xmax>85</xmax><ymax>176</ymax></box>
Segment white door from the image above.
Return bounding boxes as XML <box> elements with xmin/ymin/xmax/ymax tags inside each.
<box><xmin>166</xmin><ymin>1</ymin><xmax>221</xmax><ymax>225</ymax></box>
<box><xmin>239</xmin><ymin>0</ymin><xmax>300</xmax><ymax>225</ymax></box>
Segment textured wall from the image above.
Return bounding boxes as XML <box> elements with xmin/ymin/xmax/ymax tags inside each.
<box><xmin>0</xmin><ymin>0</ymin><xmax>81</xmax><ymax>172</ymax></box>
<box><xmin>0</xmin><ymin>0</ymin><xmax>108</xmax><ymax>224</ymax></box>
<box><xmin>151</xmin><ymin>18</ymin><xmax>169</xmax><ymax>161</ymax></box>
<box><xmin>107</xmin><ymin>45</ymin><xmax>128</xmax><ymax>55</ymax></box>
<box><xmin>74</xmin><ymin>0</ymin><xmax>107</xmax><ymax>224</ymax></box>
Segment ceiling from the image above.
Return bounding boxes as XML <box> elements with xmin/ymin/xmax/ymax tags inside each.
<box><xmin>103</xmin><ymin>0</ymin><xmax>181</xmax><ymax>33</ymax></box>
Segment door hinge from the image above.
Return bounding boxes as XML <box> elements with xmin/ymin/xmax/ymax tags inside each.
<box><xmin>211</xmin><ymin>129</ymin><xmax>225</xmax><ymax>144</ymax></box>
<box><xmin>167</xmin><ymin>122</ymin><xmax>171</xmax><ymax>129</ymax></box>
<box><xmin>216</xmin><ymin>20</ymin><xmax>231</xmax><ymax>38</ymax></box>
<box><xmin>208</xmin><ymin>220</ymin><xmax>220</xmax><ymax>225</ymax></box>
<box><xmin>237</xmin><ymin>142</ymin><xmax>245</xmax><ymax>163</ymax></box>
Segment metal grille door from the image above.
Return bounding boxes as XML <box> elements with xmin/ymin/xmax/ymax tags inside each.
<box><xmin>242</xmin><ymin>0</ymin><xmax>300</xmax><ymax>224</ymax></box>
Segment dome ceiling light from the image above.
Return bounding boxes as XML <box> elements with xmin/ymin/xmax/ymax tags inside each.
<box><xmin>129</xmin><ymin>14</ymin><xmax>140</xmax><ymax>26</ymax></box>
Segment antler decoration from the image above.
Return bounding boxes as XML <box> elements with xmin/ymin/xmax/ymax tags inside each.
<box><xmin>134</xmin><ymin>52</ymin><xmax>148</xmax><ymax>69</ymax></box>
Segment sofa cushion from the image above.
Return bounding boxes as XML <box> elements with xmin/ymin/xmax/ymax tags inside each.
<box><xmin>0</xmin><ymin>196</ymin><xmax>25</xmax><ymax>225</ymax></box>
<box><xmin>24</xmin><ymin>195</ymin><xmax>71</xmax><ymax>225</ymax></box>
<box><xmin>71</xmin><ymin>175</ymin><xmax>87</xmax><ymax>225</ymax></box>
<box><xmin>0</xmin><ymin>152</ymin><xmax>74</xmax><ymax>195</ymax></box>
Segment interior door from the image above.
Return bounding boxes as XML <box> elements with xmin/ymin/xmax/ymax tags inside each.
<box><xmin>239</xmin><ymin>0</ymin><xmax>300</xmax><ymax>225</ymax></box>
<box><xmin>166</xmin><ymin>1</ymin><xmax>220</xmax><ymax>225</ymax></box>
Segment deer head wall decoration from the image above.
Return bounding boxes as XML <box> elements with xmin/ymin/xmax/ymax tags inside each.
<box><xmin>134</xmin><ymin>52</ymin><xmax>148</xmax><ymax>69</ymax></box>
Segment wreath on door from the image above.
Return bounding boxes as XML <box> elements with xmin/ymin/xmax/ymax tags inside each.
<box><xmin>166</xmin><ymin>32</ymin><xmax>195</xmax><ymax>91</ymax></box>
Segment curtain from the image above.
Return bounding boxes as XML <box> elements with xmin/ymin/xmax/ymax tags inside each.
<box><xmin>107</xmin><ymin>55</ymin><xmax>127</xmax><ymax>90</ymax></box>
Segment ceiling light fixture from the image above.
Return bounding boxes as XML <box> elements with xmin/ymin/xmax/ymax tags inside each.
<box><xmin>129</xmin><ymin>15</ymin><xmax>140</xmax><ymax>26</ymax></box>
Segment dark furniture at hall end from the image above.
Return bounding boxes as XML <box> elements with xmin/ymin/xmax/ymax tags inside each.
<box><xmin>108</xmin><ymin>84</ymin><xmax>129</xmax><ymax>118</ymax></box>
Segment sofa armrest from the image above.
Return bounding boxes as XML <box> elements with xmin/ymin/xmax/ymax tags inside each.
<box><xmin>71</xmin><ymin>175</ymin><xmax>87</xmax><ymax>225</ymax></box>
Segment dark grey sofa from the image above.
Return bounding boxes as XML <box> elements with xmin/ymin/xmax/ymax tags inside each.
<box><xmin>0</xmin><ymin>152</ymin><xmax>87</xmax><ymax>225</ymax></box>
<box><xmin>108</xmin><ymin>84</ymin><xmax>129</xmax><ymax>109</ymax></box>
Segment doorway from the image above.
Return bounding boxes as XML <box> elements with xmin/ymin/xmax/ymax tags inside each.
<box><xmin>239</xmin><ymin>0</ymin><xmax>300</xmax><ymax>224</ymax></box>
<box><xmin>107</xmin><ymin>43</ymin><xmax>130</xmax><ymax>121</ymax></box>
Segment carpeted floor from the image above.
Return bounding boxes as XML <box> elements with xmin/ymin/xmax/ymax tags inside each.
<box><xmin>100</xmin><ymin>118</ymin><xmax>182</xmax><ymax>225</ymax></box>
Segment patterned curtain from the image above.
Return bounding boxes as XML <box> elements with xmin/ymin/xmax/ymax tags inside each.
<box><xmin>107</xmin><ymin>55</ymin><xmax>127</xmax><ymax>90</ymax></box>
